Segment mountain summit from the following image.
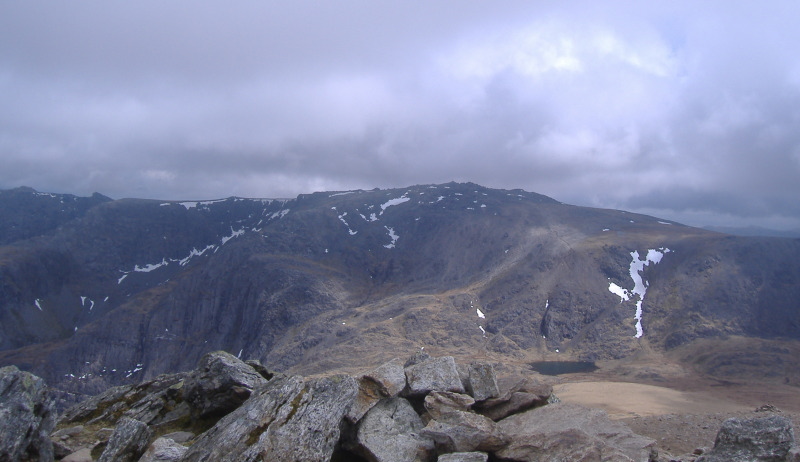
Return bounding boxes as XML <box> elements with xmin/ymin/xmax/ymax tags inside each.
<box><xmin>1</xmin><ymin>183</ymin><xmax>798</xmax><ymax>397</ymax></box>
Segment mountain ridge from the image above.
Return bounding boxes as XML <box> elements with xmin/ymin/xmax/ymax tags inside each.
<box><xmin>0</xmin><ymin>182</ymin><xmax>798</xmax><ymax>400</ymax></box>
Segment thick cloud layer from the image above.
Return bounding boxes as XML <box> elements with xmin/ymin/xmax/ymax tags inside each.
<box><xmin>2</xmin><ymin>1</ymin><xmax>799</xmax><ymax>229</ymax></box>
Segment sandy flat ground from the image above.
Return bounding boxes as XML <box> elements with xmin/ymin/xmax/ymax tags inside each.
<box><xmin>552</xmin><ymin>381</ymin><xmax>750</xmax><ymax>419</ymax></box>
<box><xmin>552</xmin><ymin>380</ymin><xmax>800</xmax><ymax>458</ymax></box>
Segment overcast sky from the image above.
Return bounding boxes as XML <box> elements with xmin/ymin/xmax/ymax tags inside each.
<box><xmin>2</xmin><ymin>1</ymin><xmax>799</xmax><ymax>230</ymax></box>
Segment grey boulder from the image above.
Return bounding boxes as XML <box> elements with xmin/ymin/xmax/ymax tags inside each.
<box><xmin>347</xmin><ymin>358</ymin><xmax>407</xmax><ymax>423</ymax></box>
<box><xmin>181</xmin><ymin>374</ymin><xmax>357</xmax><ymax>462</ymax></box>
<box><xmin>696</xmin><ymin>415</ymin><xmax>795</xmax><ymax>462</ymax></box>
<box><xmin>183</xmin><ymin>351</ymin><xmax>268</xmax><ymax>419</ymax></box>
<box><xmin>463</xmin><ymin>363</ymin><xmax>499</xmax><ymax>402</ymax></box>
<box><xmin>98</xmin><ymin>417</ymin><xmax>153</xmax><ymax>462</ymax></box>
<box><xmin>356</xmin><ymin>397</ymin><xmax>435</xmax><ymax>462</ymax></box>
<box><xmin>405</xmin><ymin>356</ymin><xmax>465</xmax><ymax>396</ymax></box>
<box><xmin>138</xmin><ymin>437</ymin><xmax>187</xmax><ymax>462</ymax></box>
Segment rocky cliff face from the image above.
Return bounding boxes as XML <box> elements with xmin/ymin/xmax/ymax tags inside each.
<box><xmin>0</xmin><ymin>183</ymin><xmax>799</xmax><ymax>397</ymax></box>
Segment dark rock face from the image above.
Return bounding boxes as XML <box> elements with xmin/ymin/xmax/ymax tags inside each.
<box><xmin>2</xmin><ymin>183</ymin><xmax>800</xmax><ymax>397</ymax></box>
<box><xmin>696</xmin><ymin>415</ymin><xmax>795</xmax><ymax>462</ymax></box>
<box><xmin>0</xmin><ymin>365</ymin><xmax>55</xmax><ymax>462</ymax></box>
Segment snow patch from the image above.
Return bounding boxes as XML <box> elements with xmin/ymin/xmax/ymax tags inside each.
<box><xmin>383</xmin><ymin>226</ymin><xmax>399</xmax><ymax>248</ymax></box>
<box><xmin>477</xmin><ymin>308</ymin><xmax>485</xmax><ymax>319</ymax></box>
<box><xmin>608</xmin><ymin>283</ymin><xmax>631</xmax><ymax>302</ymax></box>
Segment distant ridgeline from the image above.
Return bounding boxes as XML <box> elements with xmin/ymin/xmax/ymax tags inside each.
<box><xmin>0</xmin><ymin>183</ymin><xmax>799</xmax><ymax>397</ymax></box>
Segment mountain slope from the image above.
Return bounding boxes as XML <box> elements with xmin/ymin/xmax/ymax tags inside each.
<box><xmin>0</xmin><ymin>183</ymin><xmax>798</xmax><ymax>396</ymax></box>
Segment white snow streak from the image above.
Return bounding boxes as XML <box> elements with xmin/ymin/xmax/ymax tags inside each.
<box><xmin>34</xmin><ymin>299</ymin><xmax>43</xmax><ymax>311</ymax></box>
<box><xmin>269</xmin><ymin>209</ymin><xmax>290</xmax><ymax>220</ymax></box>
<box><xmin>221</xmin><ymin>227</ymin><xmax>245</xmax><ymax>245</ymax></box>
<box><xmin>380</xmin><ymin>195</ymin><xmax>410</xmax><ymax>214</ymax></box>
<box><xmin>608</xmin><ymin>248</ymin><xmax>671</xmax><ymax>338</ymax></box>
<box><xmin>179</xmin><ymin>244</ymin><xmax>216</xmax><ymax>266</ymax></box>
<box><xmin>134</xmin><ymin>258</ymin><xmax>168</xmax><ymax>272</ymax></box>
<box><xmin>338</xmin><ymin>212</ymin><xmax>358</xmax><ymax>235</ymax></box>
<box><xmin>477</xmin><ymin>308</ymin><xmax>485</xmax><ymax>319</ymax></box>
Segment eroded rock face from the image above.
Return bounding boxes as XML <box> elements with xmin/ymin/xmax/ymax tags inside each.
<box><xmin>0</xmin><ymin>365</ymin><xmax>55</xmax><ymax>462</ymax></box>
<box><xmin>356</xmin><ymin>397</ymin><xmax>435</xmax><ymax>462</ymax></box>
<box><xmin>495</xmin><ymin>402</ymin><xmax>656</xmax><ymax>462</ymax></box>
<box><xmin>696</xmin><ymin>415</ymin><xmax>795</xmax><ymax>462</ymax></box>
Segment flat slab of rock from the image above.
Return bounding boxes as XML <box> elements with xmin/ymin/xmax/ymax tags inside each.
<box><xmin>405</xmin><ymin>356</ymin><xmax>465</xmax><ymax>396</ymax></box>
<box><xmin>357</xmin><ymin>397</ymin><xmax>435</xmax><ymax>462</ymax></box>
<box><xmin>495</xmin><ymin>402</ymin><xmax>656</xmax><ymax>462</ymax></box>
<box><xmin>696</xmin><ymin>415</ymin><xmax>795</xmax><ymax>462</ymax></box>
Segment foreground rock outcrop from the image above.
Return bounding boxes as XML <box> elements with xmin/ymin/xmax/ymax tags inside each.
<box><xmin>0</xmin><ymin>365</ymin><xmax>56</xmax><ymax>461</ymax></box>
<box><xmin>2</xmin><ymin>351</ymin><xmax>797</xmax><ymax>461</ymax></box>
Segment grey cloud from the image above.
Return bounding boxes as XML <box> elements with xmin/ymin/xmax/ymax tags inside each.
<box><xmin>2</xmin><ymin>1</ymin><xmax>800</xmax><ymax>230</ymax></box>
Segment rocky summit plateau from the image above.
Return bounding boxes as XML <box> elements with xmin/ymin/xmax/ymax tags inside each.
<box><xmin>2</xmin><ymin>351</ymin><xmax>799</xmax><ymax>461</ymax></box>
<box><xmin>0</xmin><ymin>182</ymin><xmax>799</xmax><ymax>460</ymax></box>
